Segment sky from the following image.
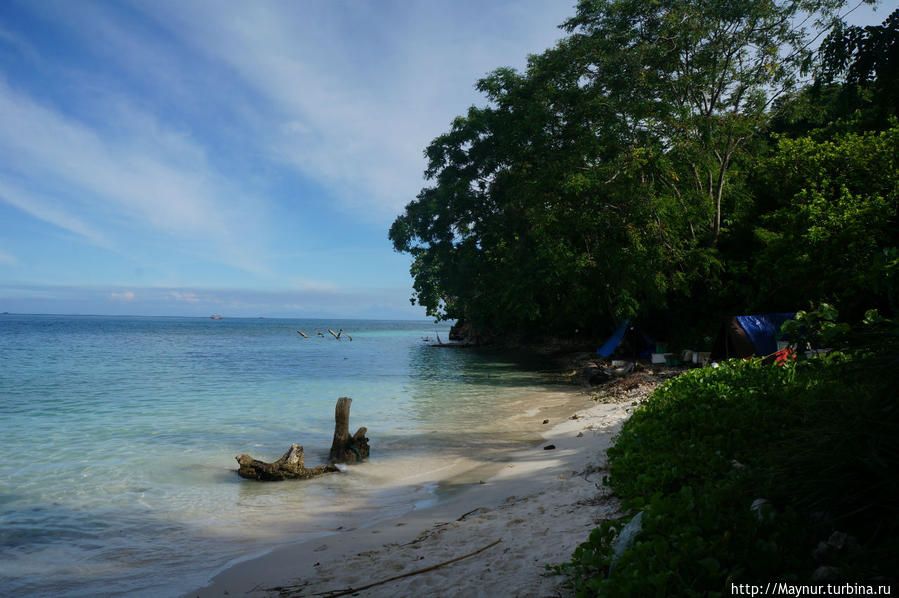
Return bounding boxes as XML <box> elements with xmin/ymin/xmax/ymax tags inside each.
<box><xmin>0</xmin><ymin>0</ymin><xmax>895</xmax><ymax>319</ymax></box>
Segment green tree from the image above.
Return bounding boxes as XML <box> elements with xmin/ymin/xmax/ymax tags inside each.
<box><xmin>751</xmin><ymin>124</ymin><xmax>899</xmax><ymax>316</ymax></box>
<box><xmin>563</xmin><ymin>0</ymin><xmax>851</xmax><ymax>245</ymax></box>
<box><xmin>819</xmin><ymin>7</ymin><xmax>899</xmax><ymax>126</ymax></box>
<box><xmin>390</xmin><ymin>0</ymin><xmax>859</xmax><ymax>337</ymax></box>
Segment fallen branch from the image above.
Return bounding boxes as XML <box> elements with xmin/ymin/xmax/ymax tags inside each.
<box><xmin>313</xmin><ymin>539</ymin><xmax>502</xmax><ymax>597</ymax></box>
<box><xmin>236</xmin><ymin>443</ymin><xmax>338</xmax><ymax>481</ymax></box>
<box><xmin>236</xmin><ymin>398</ymin><xmax>369</xmax><ymax>481</ymax></box>
<box><xmin>297</xmin><ymin>330</ymin><xmax>308</xmax><ymax>338</ymax></box>
<box><xmin>328</xmin><ymin>328</ymin><xmax>340</xmax><ymax>339</ymax></box>
<box><xmin>456</xmin><ymin>507</ymin><xmax>485</xmax><ymax>521</ymax></box>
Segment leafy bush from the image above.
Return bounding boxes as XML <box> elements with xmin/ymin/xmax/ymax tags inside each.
<box><xmin>558</xmin><ymin>318</ymin><xmax>899</xmax><ymax>595</ymax></box>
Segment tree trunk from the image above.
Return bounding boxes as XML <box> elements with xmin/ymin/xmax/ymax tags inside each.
<box><xmin>329</xmin><ymin>397</ymin><xmax>370</xmax><ymax>464</ymax></box>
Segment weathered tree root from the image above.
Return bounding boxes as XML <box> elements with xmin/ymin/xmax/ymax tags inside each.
<box><xmin>236</xmin><ymin>397</ymin><xmax>370</xmax><ymax>481</ymax></box>
<box><xmin>328</xmin><ymin>397</ymin><xmax>370</xmax><ymax>464</ymax></box>
<box><xmin>236</xmin><ymin>443</ymin><xmax>339</xmax><ymax>481</ymax></box>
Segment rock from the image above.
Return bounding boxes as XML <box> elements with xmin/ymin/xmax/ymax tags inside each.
<box><xmin>750</xmin><ymin>498</ymin><xmax>772</xmax><ymax>520</ymax></box>
<box><xmin>448</xmin><ymin>319</ymin><xmax>468</xmax><ymax>341</ymax></box>
<box><xmin>603</xmin><ymin>361</ymin><xmax>635</xmax><ymax>378</ymax></box>
<box><xmin>542</xmin><ymin>419</ymin><xmax>549</xmax><ymax>424</ymax></box>
<box><xmin>576</xmin><ymin>432</ymin><xmax>584</xmax><ymax>438</ymax></box>
<box><xmin>583</xmin><ymin>365</ymin><xmax>609</xmax><ymax>385</ymax></box>
<box><xmin>543</xmin><ymin>444</ymin><xmax>556</xmax><ymax>450</ymax></box>
<box><xmin>610</xmin><ymin>511</ymin><xmax>644</xmax><ymax>572</ymax></box>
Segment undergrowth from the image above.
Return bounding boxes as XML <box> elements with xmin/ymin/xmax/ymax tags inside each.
<box><xmin>555</xmin><ymin>311</ymin><xmax>899</xmax><ymax>596</ymax></box>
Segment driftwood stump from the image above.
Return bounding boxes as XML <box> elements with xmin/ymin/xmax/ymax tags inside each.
<box><xmin>329</xmin><ymin>397</ymin><xmax>370</xmax><ymax>464</ymax></box>
<box><xmin>236</xmin><ymin>397</ymin><xmax>370</xmax><ymax>481</ymax></box>
<box><xmin>236</xmin><ymin>444</ymin><xmax>338</xmax><ymax>481</ymax></box>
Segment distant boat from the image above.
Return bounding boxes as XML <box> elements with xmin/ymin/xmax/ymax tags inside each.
<box><xmin>210</xmin><ymin>315</ymin><xmax>224</xmax><ymax>320</ymax></box>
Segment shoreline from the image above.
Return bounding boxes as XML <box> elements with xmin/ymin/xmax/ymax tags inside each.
<box><xmin>187</xmin><ymin>371</ymin><xmax>663</xmax><ymax>597</ymax></box>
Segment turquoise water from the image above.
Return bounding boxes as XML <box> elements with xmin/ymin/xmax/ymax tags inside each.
<box><xmin>0</xmin><ymin>315</ymin><xmax>559</xmax><ymax>597</ymax></box>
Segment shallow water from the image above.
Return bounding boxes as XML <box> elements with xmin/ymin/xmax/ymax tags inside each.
<box><xmin>0</xmin><ymin>315</ymin><xmax>568</xmax><ymax>597</ymax></box>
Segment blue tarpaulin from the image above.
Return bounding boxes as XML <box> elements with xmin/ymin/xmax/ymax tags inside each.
<box><xmin>597</xmin><ymin>320</ymin><xmax>629</xmax><ymax>357</ymax></box>
<box><xmin>597</xmin><ymin>320</ymin><xmax>654</xmax><ymax>358</ymax></box>
<box><xmin>735</xmin><ymin>313</ymin><xmax>796</xmax><ymax>355</ymax></box>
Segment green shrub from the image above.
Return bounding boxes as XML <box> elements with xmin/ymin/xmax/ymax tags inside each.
<box><xmin>558</xmin><ymin>321</ymin><xmax>899</xmax><ymax>595</ymax></box>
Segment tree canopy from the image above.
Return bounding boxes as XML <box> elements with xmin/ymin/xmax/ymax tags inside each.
<box><xmin>390</xmin><ymin>0</ymin><xmax>897</xmax><ymax>342</ymax></box>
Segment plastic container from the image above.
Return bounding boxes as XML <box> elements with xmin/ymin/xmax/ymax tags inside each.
<box><xmin>664</xmin><ymin>354</ymin><xmax>682</xmax><ymax>366</ymax></box>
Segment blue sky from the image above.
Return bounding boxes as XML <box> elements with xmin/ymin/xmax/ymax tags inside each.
<box><xmin>0</xmin><ymin>1</ymin><xmax>895</xmax><ymax>319</ymax></box>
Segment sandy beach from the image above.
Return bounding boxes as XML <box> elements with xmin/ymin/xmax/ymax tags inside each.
<box><xmin>188</xmin><ymin>372</ymin><xmax>661</xmax><ymax>598</ymax></box>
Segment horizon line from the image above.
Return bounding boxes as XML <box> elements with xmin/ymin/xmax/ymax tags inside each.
<box><xmin>0</xmin><ymin>311</ymin><xmax>439</xmax><ymax>322</ymax></box>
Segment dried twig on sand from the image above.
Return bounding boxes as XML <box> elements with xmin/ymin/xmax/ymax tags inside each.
<box><xmin>309</xmin><ymin>539</ymin><xmax>503</xmax><ymax>597</ymax></box>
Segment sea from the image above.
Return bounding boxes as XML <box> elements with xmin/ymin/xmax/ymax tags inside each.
<box><xmin>0</xmin><ymin>314</ymin><xmax>564</xmax><ymax>597</ymax></box>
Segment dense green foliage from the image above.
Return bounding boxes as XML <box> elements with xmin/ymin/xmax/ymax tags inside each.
<box><xmin>555</xmin><ymin>312</ymin><xmax>899</xmax><ymax>595</ymax></box>
<box><xmin>746</xmin><ymin>125</ymin><xmax>899</xmax><ymax>315</ymax></box>
<box><xmin>390</xmin><ymin>0</ymin><xmax>898</xmax><ymax>340</ymax></box>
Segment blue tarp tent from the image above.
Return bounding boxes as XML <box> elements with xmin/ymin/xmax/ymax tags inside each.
<box><xmin>711</xmin><ymin>313</ymin><xmax>795</xmax><ymax>359</ymax></box>
<box><xmin>597</xmin><ymin>320</ymin><xmax>654</xmax><ymax>358</ymax></box>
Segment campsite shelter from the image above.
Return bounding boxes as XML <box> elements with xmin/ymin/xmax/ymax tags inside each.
<box><xmin>710</xmin><ymin>313</ymin><xmax>796</xmax><ymax>360</ymax></box>
<box><xmin>597</xmin><ymin>320</ymin><xmax>654</xmax><ymax>359</ymax></box>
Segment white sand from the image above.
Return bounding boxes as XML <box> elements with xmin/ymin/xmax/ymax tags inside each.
<box><xmin>187</xmin><ymin>383</ymin><xmax>651</xmax><ymax>598</ymax></box>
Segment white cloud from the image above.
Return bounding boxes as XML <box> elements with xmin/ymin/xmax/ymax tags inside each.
<box><xmin>169</xmin><ymin>290</ymin><xmax>204</xmax><ymax>304</ymax></box>
<box><xmin>289</xmin><ymin>278</ymin><xmax>339</xmax><ymax>293</ymax></box>
<box><xmin>110</xmin><ymin>290</ymin><xmax>135</xmax><ymax>301</ymax></box>
<box><xmin>0</xmin><ymin>78</ymin><xmax>230</xmax><ymax>238</ymax></box>
<box><xmin>0</xmin><ymin>75</ymin><xmax>272</xmax><ymax>278</ymax></box>
<box><xmin>0</xmin><ymin>0</ymin><xmax>571</xmax><ymax>309</ymax></box>
<box><xmin>0</xmin><ymin>179</ymin><xmax>111</xmax><ymax>248</ymax></box>
<box><xmin>136</xmin><ymin>1</ymin><xmax>571</xmax><ymax>219</ymax></box>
